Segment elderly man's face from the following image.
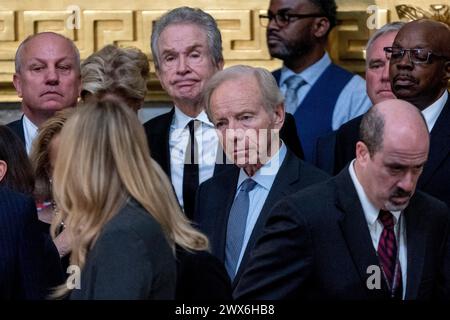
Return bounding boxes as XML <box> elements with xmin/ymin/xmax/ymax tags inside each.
<box><xmin>366</xmin><ymin>31</ymin><xmax>397</xmax><ymax>104</ymax></box>
<box><xmin>156</xmin><ymin>23</ymin><xmax>222</xmax><ymax>108</ymax></box>
<box><xmin>209</xmin><ymin>77</ymin><xmax>284</xmax><ymax>167</ymax></box>
<box><xmin>389</xmin><ymin>22</ymin><xmax>448</xmax><ymax>109</ymax></box>
<box><xmin>13</xmin><ymin>33</ymin><xmax>81</xmax><ymax>122</ymax></box>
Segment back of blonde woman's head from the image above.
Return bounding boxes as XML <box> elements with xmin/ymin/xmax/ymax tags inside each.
<box><xmin>80</xmin><ymin>44</ymin><xmax>149</xmax><ymax>110</ymax></box>
<box><xmin>30</xmin><ymin>108</ymin><xmax>75</xmax><ymax>201</ymax></box>
<box><xmin>51</xmin><ymin>97</ymin><xmax>208</xmax><ymax>297</ymax></box>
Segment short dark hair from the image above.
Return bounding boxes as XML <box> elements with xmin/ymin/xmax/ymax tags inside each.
<box><xmin>359</xmin><ymin>107</ymin><xmax>385</xmax><ymax>156</ymax></box>
<box><xmin>0</xmin><ymin>125</ymin><xmax>34</xmax><ymax>195</ymax></box>
<box><xmin>309</xmin><ymin>0</ymin><xmax>337</xmax><ymax>34</ymax></box>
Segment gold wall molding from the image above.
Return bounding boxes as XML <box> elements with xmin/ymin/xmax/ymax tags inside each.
<box><xmin>0</xmin><ymin>1</ymin><xmax>445</xmax><ymax>102</ymax></box>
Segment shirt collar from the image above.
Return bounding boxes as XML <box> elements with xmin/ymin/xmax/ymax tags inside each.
<box><xmin>280</xmin><ymin>52</ymin><xmax>331</xmax><ymax>87</ymax></box>
<box><xmin>422</xmin><ymin>90</ymin><xmax>448</xmax><ymax>132</ymax></box>
<box><xmin>173</xmin><ymin>106</ymin><xmax>214</xmax><ymax>130</ymax></box>
<box><xmin>22</xmin><ymin>114</ymin><xmax>38</xmax><ymax>154</ymax></box>
<box><xmin>237</xmin><ymin>142</ymin><xmax>287</xmax><ymax>191</ymax></box>
<box><xmin>348</xmin><ymin>160</ymin><xmax>401</xmax><ymax>226</ymax></box>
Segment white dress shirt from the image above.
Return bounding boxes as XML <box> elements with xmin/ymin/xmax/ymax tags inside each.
<box><xmin>422</xmin><ymin>90</ymin><xmax>448</xmax><ymax>132</ymax></box>
<box><xmin>349</xmin><ymin>160</ymin><xmax>407</xmax><ymax>299</ymax></box>
<box><xmin>279</xmin><ymin>52</ymin><xmax>372</xmax><ymax>130</ymax></box>
<box><xmin>234</xmin><ymin>143</ymin><xmax>287</xmax><ymax>270</ymax></box>
<box><xmin>169</xmin><ymin>107</ymin><xmax>218</xmax><ymax>210</ymax></box>
<box><xmin>22</xmin><ymin>115</ymin><xmax>38</xmax><ymax>155</ymax></box>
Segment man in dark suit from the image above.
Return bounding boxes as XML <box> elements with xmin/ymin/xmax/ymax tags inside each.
<box><xmin>316</xmin><ymin>22</ymin><xmax>403</xmax><ymax>174</ymax></box>
<box><xmin>144</xmin><ymin>7</ymin><xmax>303</xmax><ymax>219</ymax></box>
<box><xmin>0</xmin><ymin>186</ymin><xmax>52</xmax><ymax>299</ymax></box>
<box><xmin>234</xmin><ymin>99</ymin><xmax>450</xmax><ymax>300</ymax></box>
<box><xmin>332</xmin><ymin>20</ymin><xmax>450</xmax><ymax>207</ymax></box>
<box><xmin>194</xmin><ymin>65</ymin><xmax>329</xmax><ymax>290</ymax></box>
<box><xmin>263</xmin><ymin>0</ymin><xmax>371</xmax><ymax>162</ymax></box>
<box><xmin>7</xmin><ymin>32</ymin><xmax>81</xmax><ymax>154</ymax></box>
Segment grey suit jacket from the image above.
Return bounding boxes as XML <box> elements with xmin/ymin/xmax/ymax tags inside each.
<box><xmin>70</xmin><ymin>198</ymin><xmax>176</xmax><ymax>300</ymax></box>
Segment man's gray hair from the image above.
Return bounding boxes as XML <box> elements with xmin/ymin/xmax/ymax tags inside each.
<box><xmin>15</xmin><ymin>32</ymin><xmax>80</xmax><ymax>73</ymax></box>
<box><xmin>365</xmin><ymin>21</ymin><xmax>405</xmax><ymax>66</ymax></box>
<box><xmin>203</xmin><ymin>65</ymin><xmax>284</xmax><ymax>121</ymax></box>
<box><xmin>151</xmin><ymin>7</ymin><xmax>223</xmax><ymax>70</ymax></box>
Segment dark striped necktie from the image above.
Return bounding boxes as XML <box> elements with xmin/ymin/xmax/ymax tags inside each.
<box><xmin>377</xmin><ymin>210</ymin><xmax>403</xmax><ymax>299</ymax></box>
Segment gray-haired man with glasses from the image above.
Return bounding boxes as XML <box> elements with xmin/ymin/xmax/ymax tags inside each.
<box><xmin>263</xmin><ymin>0</ymin><xmax>371</xmax><ymax>163</ymax></box>
<box><xmin>387</xmin><ymin>19</ymin><xmax>450</xmax><ymax>207</ymax></box>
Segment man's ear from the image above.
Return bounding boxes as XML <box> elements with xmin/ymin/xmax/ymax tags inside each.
<box><xmin>0</xmin><ymin>160</ymin><xmax>7</xmax><ymax>182</ymax></box>
<box><xmin>443</xmin><ymin>60</ymin><xmax>450</xmax><ymax>82</ymax></box>
<box><xmin>273</xmin><ymin>102</ymin><xmax>285</xmax><ymax>129</ymax></box>
<box><xmin>216</xmin><ymin>59</ymin><xmax>225</xmax><ymax>71</ymax></box>
<box><xmin>313</xmin><ymin>17</ymin><xmax>331</xmax><ymax>38</ymax></box>
<box><xmin>355</xmin><ymin>141</ymin><xmax>370</xmax><ymax>165</ymax></box>
<box><xmin>13</xmin><ymin>73</ymin><xmax>23</xmax><ymax>98</ymax></box>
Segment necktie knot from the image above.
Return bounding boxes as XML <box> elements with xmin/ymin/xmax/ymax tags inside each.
<box><xmin>285</xmin><ymin>75</ymin><xmax>305</xmax><ymax>91</ymax></box>
<box><xmin>379</xmin><ymin>210</ymin><xmax>395</xmax><ymax>229</ymax></box>
<box><xmin>187</xmin><ymin>119</ymin><xmax>199</xmax><ymax>135</ymax></box>
<box><xmin>240</xmin><ymin>179</ymin><xmax>257</xmax><ymax>193</ymax></box>
<box><xmin>284</xmin><ymin>75</ymin><xmax>305</xmax><ymax>113</ymax></box>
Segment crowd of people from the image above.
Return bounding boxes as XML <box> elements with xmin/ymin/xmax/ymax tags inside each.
<box><xmin>0</xmin><ymin>0</ymin><xmax>449</xmax><ymax>301</ymax></box>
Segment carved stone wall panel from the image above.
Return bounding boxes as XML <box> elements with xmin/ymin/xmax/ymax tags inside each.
<box><xmin>0</xmin><ymin>1</ymin><xmax>447</xmax><ymax>103</ymax></box>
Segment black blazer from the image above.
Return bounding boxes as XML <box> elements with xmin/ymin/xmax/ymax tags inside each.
<box><xmin>70</xmin><ymin>198</ymin><xmax>176</xmax><ymax>300</ymax></box>
<box><xmin>143</xmin><ymin>108</ymin><xmax>304</xmax><ymax>178</ymax></box>
<box><xmin>0</xmin><ymin>187</ymin><xmax>52</xmax><ymax>299</ymax></box>
<box><xmin>332</xmin><ymin>94</ymin><xmax>450</xmax><ymax>207</ymax></box>
<box><xmin>194</xmin><ymin>149</ymin><xmax>329</xmax><ymax>288</ymax></box>
<box><xmin>234</xmin><ymin>167</ymin><xmax>450</xmax><ymax>300</ymax></box>
<box><xmin>175</xmin><ymin>247</ymin><xmax>232</xmax><ymax>300</ymax></box>
<box><xmin>7</xmin><ymin>118</ymin><xmax>25</xmax><ymax>144</ymax></box>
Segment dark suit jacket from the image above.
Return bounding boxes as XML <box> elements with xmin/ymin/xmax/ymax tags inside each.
<box><xmin>234</xmin><ymin>167</ymin><xmax>450</xmax><ymax>300</ymax></box>
<box><xmin>194</xmin><ymin>149</ymin><xmax>329</xmax><ymax>289</ymax></box>
<box><xmin>333</xmin><ymin>94</ymin><xmax>450</xmax><ymax>207</ymax></box>
<box><xmin>143</xmin><ymin>108</ymin><xmax>304</xmax><ymax>179</ymax></box>
<box><xmin>0</xmin><ymin>187</ymin><xmax>51</xmax><ymax>299</ymax></box>
<box><xmin>176</xmin><ymin>247</ymin><xmax>232</xmax><ymax>300</ymax></box>
<box><xmin>70</xmin><ymin>198</ymin><xmax>176</xmax><ymax>300</ymax></box>
<box><xmin>7</xmin><ymin>118</ymin><xmax>25</xmax><ymax>144</ymax></box>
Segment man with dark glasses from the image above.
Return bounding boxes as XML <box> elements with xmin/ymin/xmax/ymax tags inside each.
<box><xmin>262</xmin><ymin>0</ymin><xmax>371</xmax><ymax>163</ymax></box>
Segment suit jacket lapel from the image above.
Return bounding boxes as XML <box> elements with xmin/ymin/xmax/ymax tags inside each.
<box><xmin>150</xmin><ymin>108</ymin><xmax>174</xmax><ymax>178</ymax></box>
<box><xmin>418</xmin><ymin>95</ymin><xmax>450</xmax><ymax>188</ymax></box>
<box><xmin>404</xmin><ymin>195</ymin><xmax>427</xmax><ymax>299</ymax></box>
<box><xmin>335</xmin><ymin>168</ymin><xmax>387</xmax><ymax>299</ymax></box>
<box><xmin>213</xmin><ymin>167</ymin><xmax>240</xmax><ymax>261</ymax></box>
<box><xmin>233</xmin><ymin>151</ymin><xmax>300</xmax><ymax>285</ymax></box>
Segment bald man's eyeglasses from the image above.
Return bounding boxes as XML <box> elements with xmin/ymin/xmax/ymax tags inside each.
<box><xmin>259</xmin><ymin>12</ymin><xmax>325</xmax><ymax>28</ymax></box>
<box><xmin>384</xmin><ymin>47</ymin><xmax>449</xmax><ymax>65</ymax></box>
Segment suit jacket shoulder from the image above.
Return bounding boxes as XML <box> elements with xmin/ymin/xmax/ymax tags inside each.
<box><xmin>6</xmin><ymin>118</ymin><xmax>25</xmax><ymax>144</ymax></box>
<box><xmin>0</xmin><ymin>187</ymin><xmax>50</xmax><ymax>299</ymax></box>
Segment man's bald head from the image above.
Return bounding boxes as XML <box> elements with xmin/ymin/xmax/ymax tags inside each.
<box><xmin>389</xmin><ymin>19</ymin><xmax>450</xmax><ymax>110</ymax></box>
<box><xmin>356</xmin><ymin>99</ymin><xmax>430</xmax><ymax>211</ymax></box>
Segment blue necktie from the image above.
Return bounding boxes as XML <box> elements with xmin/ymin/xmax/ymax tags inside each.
<box><xmin>284</xmin><ymin>75</ymin><xmax>305</xmax><ymax>114</ymax></box>
<box><xmin>225</xmin><ymin>178</ymin><xmax>257</xmax><ymax>280</ymax></box>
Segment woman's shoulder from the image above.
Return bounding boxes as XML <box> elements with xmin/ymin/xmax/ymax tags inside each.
<box><xmin>99</xmin><ymin>198</ymin><xmax>168</xmax><ymax>247</ymax></box>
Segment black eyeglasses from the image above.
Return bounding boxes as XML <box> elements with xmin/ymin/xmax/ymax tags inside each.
<box><xmin>384</xmin><ymin>47</ymin><xmax>449</xmax><ymax>65</ymax></box>
<box><xmin>259</xmin><ymin>12</ymin><xmax>325</xmax><ymax>28</ymax></box>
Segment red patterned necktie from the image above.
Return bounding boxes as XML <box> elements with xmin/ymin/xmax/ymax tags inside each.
<box><xmin>377</xmin><ymin>210</ymin><xmax>403</xmax><ymax>299</ymax></box>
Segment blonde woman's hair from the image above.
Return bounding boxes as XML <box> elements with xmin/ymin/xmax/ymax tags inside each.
<box><xmin>80</xmin><ymin>44</ymin><xmax>149</xmax><ymax>110</ymax></box>
<box><xmin>51</xmin><ymin>97</ymin><xmax>208</xmax><ymax>298</ymax></box>
<box><xmin>30</xmin><ymin>108</ymin><xmax>75</xmax><ymax>202</ymax></box>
